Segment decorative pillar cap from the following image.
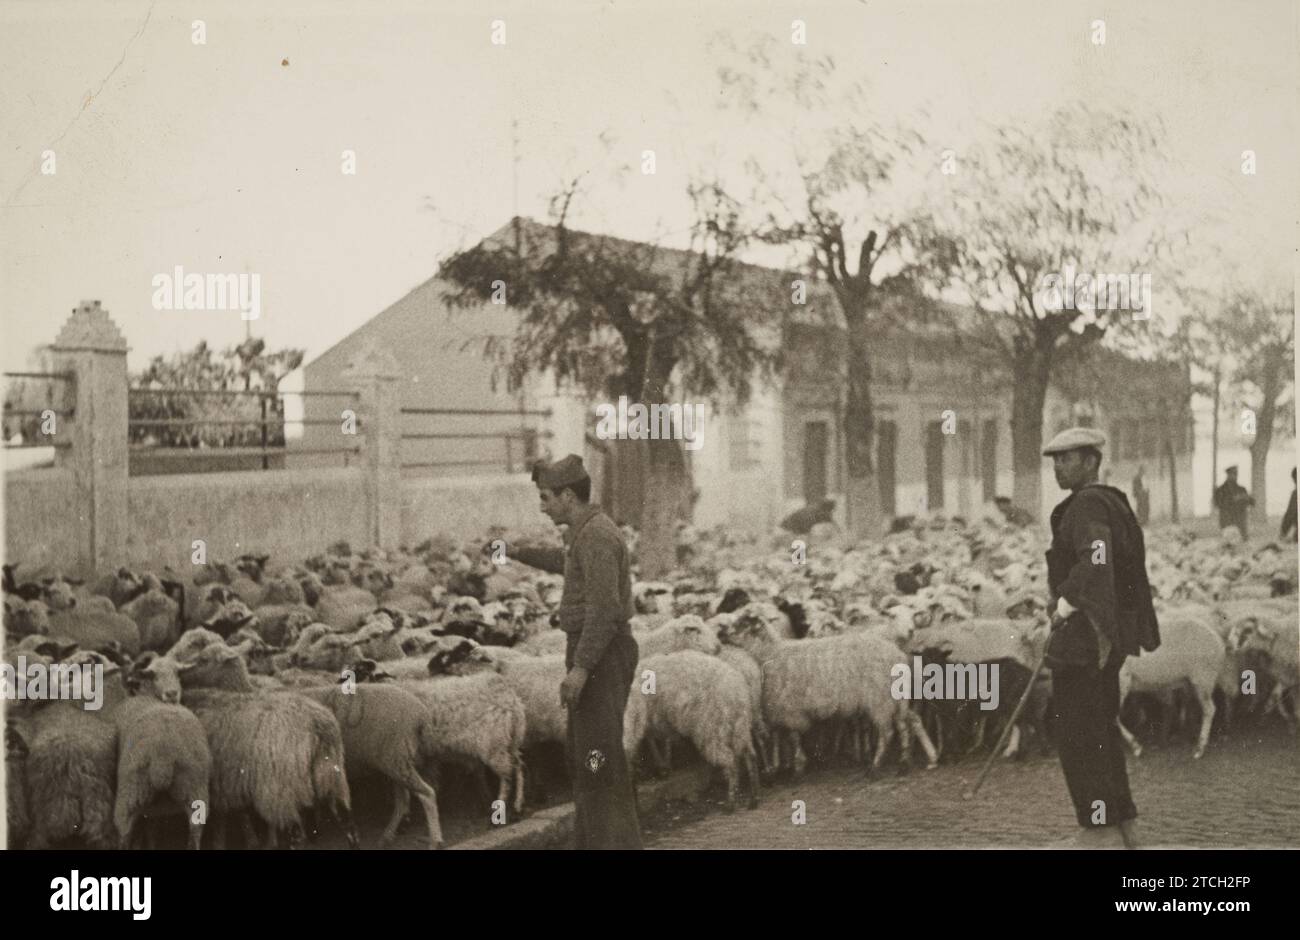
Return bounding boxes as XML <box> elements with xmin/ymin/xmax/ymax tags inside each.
<box><xmin>53</xmin><ymin>300</ymin><xmax>128</xmax><ymax>352</ymax></box>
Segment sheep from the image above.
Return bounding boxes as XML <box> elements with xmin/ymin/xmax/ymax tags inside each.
<box><xmin>112</xmin><ymin>665</ymin><xmax>212</xmax><ymax>849</ymax></box>
<box><xmin>296</xmin><ymin>681</ymin><xmax>445</xmax><ymax>848</ymax></box>
<box><xmin>4</xmin><ymin>595</ymin><xmax>50</xmax><ymax>638</ymax></box>
<box><xmin>1117</xmin><ymin>610</ymin><xmax>1226</xmax><ymax>759</ymax></box>
<box><xmin>145</xmin><ymin>645</ymin><xmax>357</xmax><ymax>849</ymax></box>
<box><xmin>438</xmin><ymin>642</ymin><xmax>647</xmax><ymax>792</ymax></box>
<box><xmin>635</xmin><ymin>615</ymin><xmax>722</xmax><ymax>658</ymax></box>
<box><xmin>716</xmin><ymin>645</ymin><xmax>773</xmax><ymax>775</ymax></box>
<box><xmin>717</xmin><ymin>608</ymin><xmax>937</xmax><ymax>776</ymax></box>
<box><xmin>639</xmin><ymin>651</ymin><xmax>759</xmax><ymax>811</ymax></box>
<box><xmin>293</xmin><ymin>632</ymin><xmax>364</xmax><ymax>672</ymax></box>
<box><xmin>313</xmin><ymin>583</ymin><xmax>380</xmax><ymax>631</ymax></box>
<box><xmin>399</xmin><ymin>642</ymin><xmax>527</xmax><ymax>816</ymax></box>
<box><xmin>353</xmin><ymin>612</ymin><xmax>404</xmax><ymax>661</ymax></box>
<box><xmin>5</xmin><ymin>719</ymin><xmax>32</xmax><ymax>848</ymax></box>
<box><xmin>118</xmin><ymin>574</ymin><xmax>182</xmax><ymax>651</ymax></box>
<box><xmin>19</xmin><ymin>696</ymin><xmax>118</xmax><ymax>848</ymax></box>
<box><xmin>45</xmin><ymin>609</ymin><xmax>141</xmax><ymax>657</ymax></box>
<box><xmin>250</xmin><ymin>604</ymin><xmax>316</xmax><ymax>647</ymax></box>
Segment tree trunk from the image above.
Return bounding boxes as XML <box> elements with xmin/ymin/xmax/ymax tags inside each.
<box><xmin>607</xmin><ymin>437</ymin><xmax>645</xmax><ymax>529</ymax></box>
<box><xmin>1009</xmin><ymin>350</ymin><xmax>1052</xmax><ymax>521</ymax></box>
<box><xmin>638</xmin><ymin>438</ymin><xmax>686</xmax><ymax>578</ymax></box>
<box><xmin>843</xmin><ymin>310</ymin><xmax>883</xmax><ymax>539</ymax></box>
<box><xmin>1210</xmin><ymin>363</ymin><xmax>1220</xmax><ymax>507</ymax></box>
<box><xmin>1249</xmin><ymin>347</ymin><xmax>1282</xmax><ymax>531</ymax></box>
<box><xmin>1163</xmin><ymin>429</ymin><xmax>1180</xmax><ymax>523</ymax></box>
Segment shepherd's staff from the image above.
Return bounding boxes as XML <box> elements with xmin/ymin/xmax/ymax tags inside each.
<box><xmin>961</xmin><ymin>613</ymin><xmax>1059</xmax><ymax>800</ymax></box>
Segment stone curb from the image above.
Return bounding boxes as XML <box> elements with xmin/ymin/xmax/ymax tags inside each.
<box><xmin>453</xmin><ymin>764</ymin><xmax>714</xmax><ymax>850</ymax></box>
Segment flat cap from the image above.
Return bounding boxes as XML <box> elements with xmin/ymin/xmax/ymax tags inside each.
<box><xmin>533</xmin><ymin>453</ymin><xmax>589</xmax><ymax>490</ymax></box>
<box><xmin>1042</xmin><ymin>426</ymin><xmax>1106</xmax><ymax>456</ymax></box>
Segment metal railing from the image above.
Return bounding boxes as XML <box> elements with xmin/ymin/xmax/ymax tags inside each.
<box><xmin>399</xmin><ymin>406</ymin><xmax>552</xmax><ymax>473</ymax></box>
<box><xmin>128</xmin><ymin>386</ymin><xmax>363</xmax><ymax>470</ymax></box>
<box><xmin>2</xmin><ymin>371</ymin><xmax>75</xmax><ymax>449</ymax></box>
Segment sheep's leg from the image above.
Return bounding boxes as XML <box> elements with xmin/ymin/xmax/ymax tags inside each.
<box><xmin>381</xmin><ymin>781</ymin><xmax>409</xmax><ymax>846</ymax></box>
<box><xmin>870</xmin><ymin>719</ymin><xmax>891</xmax><ymax>770</ymax></box>
<box><xmin>1116</xmin><ymin>718</ymin><xmax>1143</xmax><ymax>758</ymax></box>
<box><xmin>744</xmin><ymin>749</ymin><xmax>760</xmax><ymax>810</ymax></box>
<box><xmin>894</xmin><ymin>711</ymin><xmax>914</xmax><ymax>772</ymax></box>
<box><xmin>238</xmin><ymin>813</ymin><xmax>259</xmax><ymax>849</ymax></box>
<box><xmin>186</xmin><ymin>817</ymin><xmax>204</xmax><ymax>851</ymax></box>
<box><xmin>908</xmin><ymin>711</ymin><xmax>939</xmax><ymax>768</ymax></box>
<box><xmin>723</xmin><ymin>763</ymin><xmax>738</xmax><ymax>813</ymax></box>
<box><xmin>1192</xmin><ymin>687</ymin><xmax>1215</xmax><ymax>759</ymax></box>
<box><xmin>328</xmin><ymin>800</ymin><xmax>359</xmax><ymax>850</ymax></box>
<box><xmin>495</xmin><ymin>768</ymin><xmax>510</xmax><ymax>809</ymax></box>
<box><xmin>413</xmin><ymin>788</ymin><xmax>444</xmax><ymax>849</ymax></box>
<box><xmin>790</xmin><ymin>731</ymin><xmax>808</xmax><ymax>777</ymax></box>
<box><xmin>828</xmin><ymin>721</ymin><xmax>845</xmax><ymax>766</ymax></box>
<box><xmin>648</xmin><ymin>736</ymin><xmax>673</xmax><ymax>775</ymax></box>
<box><xmin>512</xmin><ymin>756</ymin><xmax>526</xmax><ymax>816</ymax></box>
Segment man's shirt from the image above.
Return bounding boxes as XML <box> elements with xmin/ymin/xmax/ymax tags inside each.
<box><xmin>509</xmin><ymin>505</ymin><xmax>635</xmax><ymax>671</ymax></box>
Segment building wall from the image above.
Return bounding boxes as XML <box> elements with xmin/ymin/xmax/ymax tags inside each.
<box><xmin>299</xmin><ymin>276</ymin><xmax>547</xmax><ymax>476</ymax></box>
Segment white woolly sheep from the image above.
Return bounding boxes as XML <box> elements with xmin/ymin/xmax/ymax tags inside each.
<box><xmin>635</xmin><ymin>615</ymin><xmax>721</xmax><ymax>659</ymax></box>
<box><xmin>716</xmin><ymin>645</ymin><xmax>773</xmax><ymax>775</ymax></box>
<box><xmin>146</xmin><ymin>645</ymin><xmax>357</xmax><ymax>849</ymax></box>
<box><xmin>399</xmin><ymin>645</ymin><xmax>527</xmax><ymax>816</ymax></box>
<box><xmin>112</xmin><ymin>666</ymin><xmax>212</xmax><ymax>849</ymax></box>
<box><xmin>19</xmin><ymin>697</ymin><xmax>118</xmax><ymax>848</ymax></box>
<box><xmin>46</xmin><ymin>609</ymin><xmax>142</xmax><ymax>657</ymax></box>
<box><xmin>118</xmin><ymin>574</ymin><xmax>182</xmax><ymax>651</ymax></box>
<box><xmin>640</xmin><ymin>651</ymin><xmax>759</xmax><ymax>810</ymax></box>
<box><xmin>717</xmin><ymin>610</ymin><xmax>938</xmax><ymax>776</ymax></box>
<box><xmin>298</xmin><ymin>682</ymin><xmax>445</xmax><ymax>847</ymax></box>
<box><xmin>1117</xmin><ymin>611</ymin><xmax>1225</xmax><ymax>759</ymax></box>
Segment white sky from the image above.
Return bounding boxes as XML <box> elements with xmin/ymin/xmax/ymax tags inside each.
<box><xmin>1</xmin><ymin>0</ymin><xmax>1295</xmax><ymax>375</ymax></box>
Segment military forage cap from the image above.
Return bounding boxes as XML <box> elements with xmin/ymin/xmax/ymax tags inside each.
<box><xmin>1042</xmin><ymin>426</ymin><xmax>1106</xmax><ymax>456</ymax></box>
<box><xmin>534</xmin><ymin>454</ymin><xmax>589</xmax><ymax>490</ymax></box>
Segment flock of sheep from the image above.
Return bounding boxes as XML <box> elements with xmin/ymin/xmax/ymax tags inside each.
<box><xmin>3</xmin><ymin>516</ymin><xmax>1297</xmax><ymax>850</ymax></box>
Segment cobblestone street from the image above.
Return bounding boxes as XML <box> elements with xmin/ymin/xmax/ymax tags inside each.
<box><xmin>642</xmin><ymin>730</ymin><xmax>1300</xmax><ymax>849</ymax></box>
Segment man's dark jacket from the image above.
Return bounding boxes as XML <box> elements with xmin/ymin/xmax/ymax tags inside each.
<box><xmin>1046</xmin><ymin>484</ymin><xmax>1160</xmax><ymax>667</ymax></box>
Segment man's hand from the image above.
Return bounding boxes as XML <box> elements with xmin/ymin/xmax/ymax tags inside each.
<box><xmin>560</xmin><ymin>666</ymin><xmax>590</xmax><ymax>708</ymax></box>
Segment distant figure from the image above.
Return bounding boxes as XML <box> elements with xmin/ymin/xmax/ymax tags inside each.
<box><xmin>994</xmin><ymin>496</ymin><xmax>1034</xmax><ymax>527</ymax></box>
<box><xmin>1281</xmin><ymin>468</ymin><xmax>1297</xmax><ymax>542</ymax></box>
<box><xmin>1131</xmin><ymin>466</ymin><xmax>1150</xmax><ymax>527</ymax></box>
<box><xmin>1213</xmin><ymin>466</ymin><xmax>1255</xmax><ymax>539</ymax></box>
<box><xmin>780</xmin><ymin>497</ymin><xmax>836</xmax><ymax>536</ymax></box>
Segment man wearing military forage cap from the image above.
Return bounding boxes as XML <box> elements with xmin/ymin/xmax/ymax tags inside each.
<box><xmin>1042</xmin><ymin>427</ymin><xmax>1160</xmax><ymax>849</ymax></box>
<box><xmin>491</xmin><ymin>454</ymin><xmax>642</xmax><ymax>849</ymax></box>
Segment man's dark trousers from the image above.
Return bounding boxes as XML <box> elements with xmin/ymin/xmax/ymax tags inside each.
<box><xmin>1048</xmin><ymin>647</ymin><xmax>1138</xmax><ymax>829</ymax></box>
<box><xmin>565</xmin><ymin>632</ymin><xmax>643</xmax><ymax>849</ymax></box>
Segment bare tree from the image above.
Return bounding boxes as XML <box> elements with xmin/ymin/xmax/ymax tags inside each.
<box><xmin>922</xmin><ymin>105</ymin><xmax>1176</xmax><ymax>518</ymax></box>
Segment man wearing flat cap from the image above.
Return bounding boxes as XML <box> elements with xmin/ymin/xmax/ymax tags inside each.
<box><xmin>1042</xmin><ymin>427</ymin><xmax>1160</xmax><ymax>849</ymax></box>
<box><xmin>501</xmin><ymin>454</ymin><xmax>642</xmax><ymax>849</ymax></box>
<box><xmin>1213</xmin><ymin>466</ymin><xmax>1255</xmax><ymax>539</ymax></box>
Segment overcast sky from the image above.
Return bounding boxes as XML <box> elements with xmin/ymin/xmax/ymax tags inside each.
<box><xmin>1</xmin><ymin>0</ymin><xmax>1295</xmax><ymax>376</ymax></box>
